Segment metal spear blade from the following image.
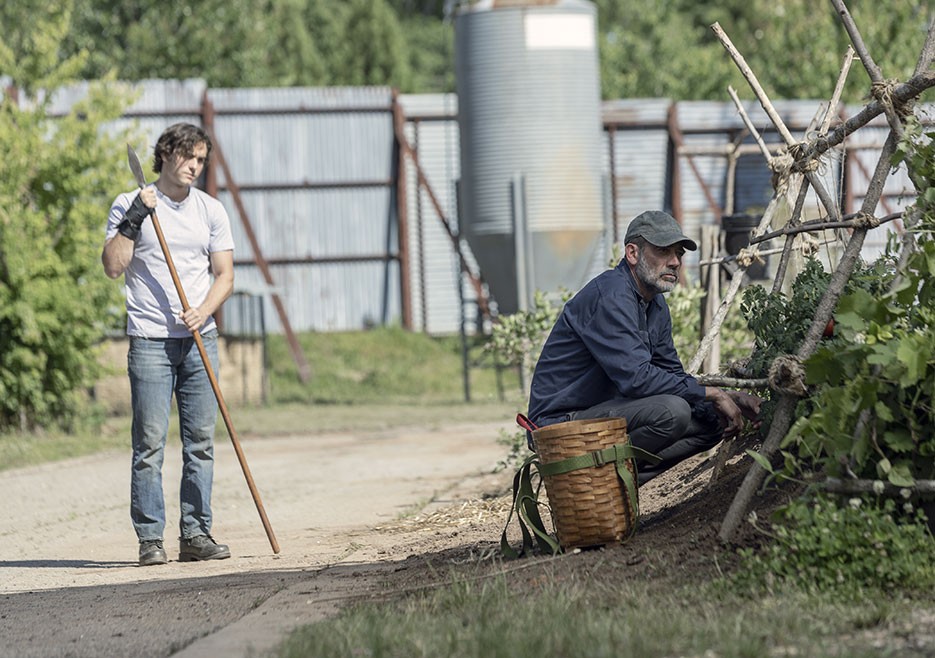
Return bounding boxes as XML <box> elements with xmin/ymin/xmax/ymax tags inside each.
<box><xmin>126</xmin><ymin>144</ymin><xmax>148</xmax><ymax>189</ymax></box>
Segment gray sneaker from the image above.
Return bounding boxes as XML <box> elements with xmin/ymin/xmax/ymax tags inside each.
<box><xmin>139</xmin><ymin>539</ymin><xmax>168</xmax><ymax>566</ymax></box>
<box><xmin>179</xmin><ymin>535</ymin><xmax>231</xmax><ymax>562</ymax></box>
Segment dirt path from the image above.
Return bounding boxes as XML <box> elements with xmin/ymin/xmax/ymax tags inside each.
<box><xmin>0</xmin><ymin>419</ymin><xmax>514</xmax><ymax>657</ymax></box>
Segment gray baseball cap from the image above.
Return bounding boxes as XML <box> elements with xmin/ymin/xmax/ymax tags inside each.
<box><xmin>624</xmin><ymin>210</ymin><xmax>697</xmax><ymax>251</ymax></box>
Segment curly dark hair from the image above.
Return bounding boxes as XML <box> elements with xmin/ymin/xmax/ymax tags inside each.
<box><xmin>152</xmin><ymin>123</ymin><xmax>212</xmax><ymax>174</ymax></box>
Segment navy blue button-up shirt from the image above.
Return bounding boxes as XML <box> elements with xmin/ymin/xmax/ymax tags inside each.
<box><xmin>527</xmin><ymin>260</ymin><xmax>706</xmax><ymax>427</ymax></box>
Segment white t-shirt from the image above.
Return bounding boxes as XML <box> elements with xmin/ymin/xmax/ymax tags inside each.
<box><xmin>106</xmin><ymin>186</ymin><xmax>235</xmax><ymax>338</ymax></box>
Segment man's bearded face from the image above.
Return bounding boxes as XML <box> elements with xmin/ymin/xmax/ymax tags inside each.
<box><xmin>634</xmin><ymin>243</ymin><xmax>684</xmax><ymax>295</ymax></box>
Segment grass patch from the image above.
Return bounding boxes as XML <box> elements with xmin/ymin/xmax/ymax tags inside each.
<box><xmin>0</xmin><ymin>414</ymin><xmax>132</xmax><ymax>472</ymax></box>
<box><xmin>0</xmin><ymin>400</ymin><xmax>520</xmax><ymax>474</ymax></box>
<box><xmin>267</xmin><ymin>326</ymin><xmax>518</xmax><ymax>405</ymax></box>
<box><xmin>1</xmin><ymin>327</ymin><xmax>524</xmax><ymax>472</ymax></box>
<box><xmin>275</xmin><ymin>573</ymin><xmax>915</xmax><ymax>658</ymax></box>
<box><xmin>233</xmin><ymin>400</ymin><xmax>519</xmax><ymax>437</ymax></box>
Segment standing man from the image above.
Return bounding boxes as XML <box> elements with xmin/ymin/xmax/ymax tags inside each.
<box><xmin>102</xmin><ymin>123</ymin><xmax>235</xmax><ymax>566</ymax></box>
<box><xmin>527</xmin><ymin>210</ymin><xmax>761</xmax><ymax>484</ymax></box>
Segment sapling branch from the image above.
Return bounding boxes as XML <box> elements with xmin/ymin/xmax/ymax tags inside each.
<box><xmin>749</xmin><ymin>211</ymin><xmax>904</xmax><ymax>246</ymax></box>
<box><xmin>716</xmin><ymin>0</ymin><xmax>935</xmax><ymax>543</ymax></box>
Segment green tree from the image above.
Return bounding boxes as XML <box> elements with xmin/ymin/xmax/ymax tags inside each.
<box><xmin>0</xmin><ymin>1</ymin><xmax>133</xmax><ymax>430</ymax></box>
<box><xmin>700</xmin><ymin>0</ymin><xmax>932</xmax><ymax>101</ymax></box>
<box><xmin>120</xmin><ymin>1</ymin><xmax>272</xmax><ymax>87</ymax></box>
<box><xmin>261</xmin><ymin>0</ymin><xmax>338</xmax><ymax>86</ymax></box>
<box><xmin>0</xmin><ymin>4</ymin><xmax>87</xmax><ymax>95</ymax></box>
<box><xmin>59</xmin><ymin>0</ymin><xmax>148</xmax><ymax>82</ymax></box>
<box><xmin>331</xmin><ymin>0</ymin><xmax>413</xmax><ymax>89</ymax></box>
<box><xmin>597</xmin><ymin>0</ymin><xmax>741</xmax><ymax>100</ymax></box>
<box><xmin>400</xmin><ymin>13</ymin><xmax>455</xmax><ymax>92</ymax></box>
<box><xmin>52</xmin><ymin>0</ymin><xmax>933</xmax><ymax>98</ymax></box>
<box><xmin>63</xmin><ymin>0</ymin><xmax>416</xmax><ymax>90</ymax></box>
<box><xmin>597</xmin><ymin>0</ymin><xmax>932</xmax><ymax>101</ymax></box>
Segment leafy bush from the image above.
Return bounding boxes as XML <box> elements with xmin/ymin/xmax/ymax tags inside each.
<box><xmin>777</xmin><ymin>121</ymin><xmax>935</xmax><ymax>486</ymax></box>
<box><xmin>741</xmin><ymin>258</ymin><xmax>835</xmax><ymax>377</ymax></box>
<box><xmin>790</xmin><ymin>241</ymin><xmax>935</xmax><ymax>485</ymax></box>
<box><xmin>668</xmin><ymin>282</ymin><xmax>751</xmax><ymax>369</ymax></box>
<box><xmin>734</xmin><ymin>494</ymin><xmax>935</xmax><ymax>595</ymax></box>
<box><xmin>0</xmin><ymin>10</ymin><xmax>133</xmax><ymax>431</ymax></box>
<box><xmin>485</xmin><ymin>289</ymin><xmax>571</xmax><ymax>394</ymax></box>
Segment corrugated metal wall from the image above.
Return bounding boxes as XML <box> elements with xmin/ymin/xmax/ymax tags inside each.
<box><xmin>40</xmin><ymin>79</ymin><xmax>933</xmax><ymax>336</ymax></box>
<box><xmin>671</xmin><ymin>99</ymin><xmax>847</xmax><ymax>276</ymax></box>
<box><xmin>397</xmin><ymin>93</ymin><xmax>474</xmax><ymax>334</ymax></box>
<box><xmin>205</xmin><ymin>86</ymin><xmax>400</xmax><ymax>334</ymax></box>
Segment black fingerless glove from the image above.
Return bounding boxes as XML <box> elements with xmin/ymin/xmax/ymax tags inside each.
<box><xmin>117</xmin><ymin>193</ymin><xmax>151</xmax><ymax>241</ymax></box>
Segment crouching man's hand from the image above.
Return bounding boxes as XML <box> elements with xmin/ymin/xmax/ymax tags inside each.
<box><xmin>705</xmin><ymin>387</ymin><xmax>762</xmax><ymax>439</ymax></box>
<box><xmin>727</xmin><ymin>390</ymin><xmax>763</xmax><ymax>429</ymax></box>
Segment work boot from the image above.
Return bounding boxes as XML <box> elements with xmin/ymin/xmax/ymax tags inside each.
<box><xmin>179</xmin><ymin>534</ymin><xmax>231</xmax><ymax>562</ymax></box>
<box><xmin>139</xmin><ymin>539</ymin><xmax>168</xmax><ymax>566</ymax></box>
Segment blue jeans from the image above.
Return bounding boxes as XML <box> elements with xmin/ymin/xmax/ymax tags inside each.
<box><xmin>128</xmin><ymin>332</ymin><xmax>219</xmax><ymax>542</ymax></box>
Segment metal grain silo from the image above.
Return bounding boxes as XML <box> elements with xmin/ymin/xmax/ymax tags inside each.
<box><xmin>455</xmin><ymin>0</ymin><xmax>604</xmax><ymax>314</ymax></box>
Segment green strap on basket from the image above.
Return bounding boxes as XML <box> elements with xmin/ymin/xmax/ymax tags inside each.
<box><xmin>538</xmin><ymin>443</ymin><xmax>659</xmax><ymax>476</ymax></box>
<box><xmin>500</xmin><ymin>443</ymin><xmax>661</xmax><ymax>558</ymax></box>
<box><xmin>500</xmin><ymin>454</ymin><xmax>561</xmax><ymax>559</ymax></box>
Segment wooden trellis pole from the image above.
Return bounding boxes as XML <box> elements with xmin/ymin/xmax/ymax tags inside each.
<box><xmin>717</xmin><ymin>4</ymin><xmax>935</xmax><ymax>543</ymax></box>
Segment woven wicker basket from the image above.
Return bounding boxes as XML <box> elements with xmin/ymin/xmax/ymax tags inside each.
<box><xmin>532</xmin><ymin>417</ymin><xmax>637</xmax><ymax>550</ymax></box>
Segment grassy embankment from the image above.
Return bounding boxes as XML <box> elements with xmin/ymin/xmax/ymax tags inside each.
<box><xmin>265</xmin><ymin>330</ymin><xmax>934</xmax><ymax>657</ymax></box>
<box><xmin>0</xmin><ymin>326</ymin><xmax>522</xmax><ymax>472</ymax></box>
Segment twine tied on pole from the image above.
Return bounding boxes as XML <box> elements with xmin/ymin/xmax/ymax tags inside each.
<box><xmin>768</xmin><ymin>354</ymin><xmax>808</xmax><ymax>397</ymax></box>
<box><xmin>787</xmin><ymin>141</ymin><xmax>822</xmax><ymax>174</ymax></box>
<box><xmin>853</xmin><ymin>211</ymin><xmax>881</xmax><ymax>229</ymax></box>
<box><xmin>735</xmin><ymin>245</ymin><xmax>764</xmax><ymax>269</ymax></box>
<box><xmin>797</xmin><ymin>232</ymin><xmax>820</xmax><ymax>257</ymax></box>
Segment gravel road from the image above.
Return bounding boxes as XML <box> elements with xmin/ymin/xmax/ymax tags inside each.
<box><xmin>0</xmin><ymin>419</ymin><xmax>512</xmax><ymax>657</ymax></box>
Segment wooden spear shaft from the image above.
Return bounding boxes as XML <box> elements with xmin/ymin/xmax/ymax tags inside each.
<box><xmin>146</xmin><ymin>207</ymin><xmax>280</xmax><ymax>554</ymax></box>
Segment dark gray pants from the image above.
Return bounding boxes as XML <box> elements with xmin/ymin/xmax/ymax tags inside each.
<box><xmin>568</xmin><ymin>394</ymin><xmax>723</xmax><ymax>484</ymax></box>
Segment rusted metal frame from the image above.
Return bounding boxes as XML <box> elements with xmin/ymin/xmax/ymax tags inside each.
<box><xmin>203</xmin><ymin>96</ymin><xmax>313</xmax><ymax>384</ymax></box>
<box><xmin>209</xmin><ymin>105</ymin><xmax>392</xmax><ymax>116</ymax></box>
<box><xmin>666</xmin><ymin>103</ymin><xmax>684</xmax><ymax>226</ymax></box>
<box><xmin>215</xmin><ymin>180</ymin><xmax>394</xmax><ymax>192</ymax></box>
<box><xmin>603</xmin><ymin>119</ymin><xmax>669</xmax><ymax>130</ymax></box>
<box><xmin>203</xmin><ymin>92</ymin><xmax>223</xmax><ymax>329</ymax></box>
<box><xmin>848</xmin><ymin>147</ymin><xmax>898</xmax><ymax>219</ymax></box>
<box><xmin>233</xmin><ymin>254</ymin><xmax>398</xmax><ymax>266</ymax></box>
<box><xmin>203</xmin><ymin>96</ymin><xmax>219</xmax><ymax>198</ymax></box>
<box><xmin>606</xmin><ymin>125</ymin><xmax>620</xmax><ymax>244</ymax></box>
<box><xmin>678</xmin><ymin>143</ymin><xmax>779</xmax><ymax>158</ymax></box>
<box><xmin>391</xmin><ymin>111</ymin><xmax>491</xmax><ymax>319</ymax></box>
<box><xmin>843</xmin><ymin>150</ymin><xmax>855</xmax><ymax>216</ymax></box>
<box><xmin>391</xmin><ymin>91</ymin><xmax>413</xmax><ymax>331</ymax></box>
<box><xmin>605</xmin><ymin>118</ymin><xmax>820</xmax><ymax>135</ymax></box>
<box><xmin>410</xmin><ymin>117</ymin><xmax>429</xmax><ymax>332</ymax></box>
<box><xmin>403</xmin><ymin>112</ymin><xmax>458</xmax><ymax>123</ymax></box>
<box><xmin>723</xmin><ymin>130</ymin><xmax>747</xmax><ymax>217</ymax></box>
<box><xmin>667</xmin><ymin>103</ymin><xmax>725</xmax><ymax>220</ymax></box>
